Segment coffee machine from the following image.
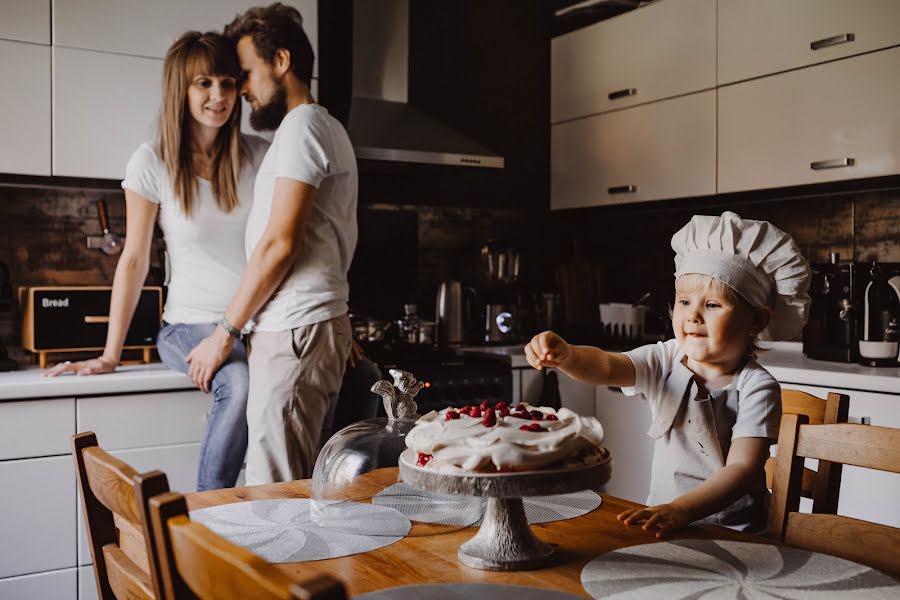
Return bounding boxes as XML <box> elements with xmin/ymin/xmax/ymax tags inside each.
<box><xmin>803</xmin><ymin>254</ymin><xmax>900</xmax><ymax>365</ymax></box>
<box><xmin>480</xmin><ymin>241</ymin><xmax>521</xmax><ymax>344</ymax></box>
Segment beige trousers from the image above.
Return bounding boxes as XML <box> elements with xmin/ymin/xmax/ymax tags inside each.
<box><xmin>245</xmin><ymin>315</ymin><xmax>351</xmax><ymax>484</ymax></box>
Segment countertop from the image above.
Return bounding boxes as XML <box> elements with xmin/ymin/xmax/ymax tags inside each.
<box><xmin>0</xmin><ymin>363</ymin><xmax>192</xmax><ymax>401</ymax></box>
<box><xmin>461</xmin><ymin>342</ymin><xmax>900</xmax><ymax>395</ymax></box>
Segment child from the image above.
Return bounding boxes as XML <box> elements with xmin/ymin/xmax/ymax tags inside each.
<box><xmin>525</xmin><ymin>211</ymin><xmax>811</xmax><ymax>535</ymax></box>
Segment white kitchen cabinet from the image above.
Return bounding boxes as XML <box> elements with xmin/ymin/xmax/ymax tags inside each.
<box><xmin>718</xmin><ymin>0</ymin><xmax>900</xmax><ymax>85</ymax></box>
<box><xmin>518</xmin><ymin>367</ymin><xmax>595</xmax><ymax>417</ymax></box>
<box><xmin>718</xmin><ymin>47</ymin><xmax>900</xmax><ymax>193</ymax></box>
<box><xmin>551</xmin><ymin>90</ymin><xmax>715</xmax><ymax>210</ymax></box>
<box><xmin>0</xmin><ymin>398</ymin><xmax>73</xmax><ymax>460</ymax></box>
<box><xmin>78</xmin><ymin>442</ymin><xmax>202</xmax><ymax>566</ymax></box>
<box><xmin>781</xmin><ymin>384</ymin><xmax>900</xmax><ymax>528</ymax></box>
<box><xmin>0</xmin><ymin>40</ymin><xmax>51</xmax><ymax>176</ymax></box>
<box><xmin>78</xmin><ymin>566</ymin><xmax>98</xmax><ymax>600</ymax></box>
<box><xmin>551</xmin><ymin>0</ymin><xmax>715</xmax><ymax>123</ymax></box>
<box><xmin>76</xmin><ymin>390</ymin><xmax>211</xmax><ymax>451</ymax></box>
<box><xmin>53</xmin><ymin>0</ymin><xmax>318</xmax><ymax>76</ymax></box>
<box><xmin>0</xmin><ymin>0</ymin><xmax>50</xmax><ymax>44</ymax></box>
<box><xmin>52</xmin><ymin>47</ymin><xmax>162</xmax><ymax>179</ymax></box>
<box><xmin>594</xmin><ymin>385</ymin><xmax>653</xmax><ymax>504</ymax></box>
<box><xmin>0</xmin><ymin>455</ymin><xmax>76</xmax><ymax>578</ymax></box>
<box><xmin>0</xmin><ymin>568</ymin><xmax>77</xmax><ymax>600</ymax></box>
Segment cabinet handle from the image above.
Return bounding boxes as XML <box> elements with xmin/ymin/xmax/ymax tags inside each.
<box><xmin>608</xmin><ymin>185</ymin><xmax>638</xmax><ymax>194</ymax></box>
<box><xmin>810</xmin><ymin>157</ymin><xmax>855</xmax><ymax>170</ymax></box>
<box><xmin>608</xmin><ymin>88</ymin><xmax>637</xmax><ymax>100</ymax></box>
<box><xmin>810</xmin><ymin>33</ymin><xmax>855</xmax><ymax>51</ymax></box>
<box><xmin>84</xmin><ymin>316</ymin><xmax>110</xmax><ymax>324</ymax></box>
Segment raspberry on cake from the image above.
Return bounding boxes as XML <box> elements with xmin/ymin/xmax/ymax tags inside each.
<box><xmin>404</xmin><ymin>402</ymin><xmax>606</xmax><ymax>474</ymax></box>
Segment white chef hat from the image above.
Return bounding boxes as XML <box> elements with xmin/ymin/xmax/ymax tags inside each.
<box><xmin>671</xmin><ymin>211</ymin><xmax>811</xmax><ymax>341</ymax></box>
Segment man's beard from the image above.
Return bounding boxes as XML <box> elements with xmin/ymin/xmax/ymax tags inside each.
<box><xmin>249</xmin><ymin>84</ymin><xmax>288</xmax><ymax>131</ymax></box>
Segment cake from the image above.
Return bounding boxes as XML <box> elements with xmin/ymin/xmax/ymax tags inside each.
<box><xmin>404</xmin><ymin>401</ymin><xmax>607</xmax><ymax>474</ymax></box>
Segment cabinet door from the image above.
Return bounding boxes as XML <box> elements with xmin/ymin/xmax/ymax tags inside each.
<box><xmin>781</xmin><ymin>384</ymin><xmax>900</xmax><ymax>528</ymax></box>
<box><xmin>78</xmin><ymin>566</ymin><xmax>98</xmax><ymax>600</ymax></box>
<box><xmin>551</xmin><ymin>0</ymin><xmax>715</xmax><ymax>123</ymax></box>
<box><xmin>0</xmin><ymin>0</ymin><xmax>50</xmax><ymax>44</ymax></box>
<box><xmin>594</xmin><ymin>386</ymin><xmax>653</xmax><ymax>504</ymax></box>
<box><xmin>552</xmin><ymin>90</ymin><xmax>715</xmax><ymax>210</ymax></box>
<box><xmin>719</xmin><ymin>0</ymin><xmax>900</xmax><ymax>85</ymax></box>
<box><xmin>53</xmin><ymin>0</ymin><xmax>317</xmax><ymax>76</ymax></box>
<box><xmin>0</xmin><ymin>40</ymin><xmax>50</xmax><ymax>176</ymax></box>
<box><xmin>0</xmin><ymin>568</ymin><xmax>77</xmax><ymax>600</ymax></box>
<box><xmin>518</xmin><ymin>368</ymin><xmax>594</xmax><ymax>416</ymax></box>
<box><xmin>718</xmin><ymin>47</ymin><xmax>900</xmax><ymax>193</ymax></box>
<box><xmin>52</xmin><ymin>47</ymin><xmax>162</xmax><ymax>179</ymax></box>
<box><xmin>0</xmin><ymin>456</ymin><xmax>76</xmax><ymax>578</ymax></box>
<box><xmin>78</xmin><ymin>442</ymin><xmax>201</xmax><ymax>565</ymax></box>
<box><xmin>0</xmin><ymin>398</ymin><xmax>74</xmax><ymax>460</ymax></box>
<box><xmin>77</xmin><ymin>390</ymin><xmax>211</xmax><ymax>451</ymax></box>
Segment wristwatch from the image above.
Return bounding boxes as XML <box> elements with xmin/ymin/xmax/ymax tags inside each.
<box><xmin>218</xmin><ymin>316</ymin><xmax>243</xmax><ymax>340</ymax></box>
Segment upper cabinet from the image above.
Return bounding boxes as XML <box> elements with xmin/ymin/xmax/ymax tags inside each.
<box><xmin>718</xmin><ymin>0</ymin><xmax>900</xmax><ymax>85</ymax></box>
<box><xmin>0</xmin><ymin>0</ymin><xmax>50</xmax><ymax>44</ymax></box>
<box><xmin>718</xmin><ymin>47</ymin><xmax>900</xmax><ymax>193</ymax></box>
<box><xmin>52</xmin><ymin>47</ymin><xmax>162</xmax><ymax>179</ymax></box>
<box><xmin>551</xmin><ymin>0</ymin><xmax>715</xmax><ymax>123</ymax></box>
<box><xmin>52</xmin><ymin>0</ymin><xmax>318</xmax><ymax>76</ymax></box>
<box><xmin>0</xmin><ymin>40</ymin><xmax>51</xmax><ymax>176</ymax></box>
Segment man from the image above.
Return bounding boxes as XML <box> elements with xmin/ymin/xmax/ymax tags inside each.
<box><xmin>187</xmin><ymin>3</ymin><xmax>357</xmax><ymax>484</ymax></box>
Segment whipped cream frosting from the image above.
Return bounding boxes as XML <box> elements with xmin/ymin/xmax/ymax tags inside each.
<box><xmin>405</xmin><ymin>405</ymin><xmax>605</xmax><ymax>473</ymax></box>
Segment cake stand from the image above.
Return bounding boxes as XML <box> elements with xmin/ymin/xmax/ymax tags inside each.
<box><xmin>398</xmin><ymin>448</ymin><xmax>612</xmax><ymax>571</ymax></box>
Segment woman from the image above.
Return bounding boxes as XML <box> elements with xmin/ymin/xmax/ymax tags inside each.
<box><xmin>46</xmin><ymin>31</ymin><xmax>269</xmax><ymax>491</ymax></box>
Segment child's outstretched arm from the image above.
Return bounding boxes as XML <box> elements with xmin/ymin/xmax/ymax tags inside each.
<box><xmin>524</xmin><ymin>331</ymin><xmax>635</xmax><ymax>387</ymax></box>
<box><xmin>617</xmin><ymin>437</ymin><xmax>770</xmax><ymax>537</ymax></box>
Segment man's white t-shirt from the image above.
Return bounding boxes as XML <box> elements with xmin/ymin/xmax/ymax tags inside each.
<box><xmin>121</xmin><ymin>135</ymin><xmax>269</xmax><ymax>324</ymax></box>
<box><xmin>244</xmin><ymin>103</ymin><xmax>358</xmax><ymax>331</ymax></box>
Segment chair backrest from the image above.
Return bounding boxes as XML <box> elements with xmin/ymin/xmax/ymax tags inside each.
<box><xmin>767</xmin><ymin>415</ymin><xmax>900</xmax><ymax>578</ymax></box>
<box><xmin>764</xmin><ymin>389</ymin><xmax>849</xmax><ymax>513</ymax></box>
<box><xmin>149</xmin><ymin>492</ymin><xmax>347</xmax><ymax>600</ymax></box>
<box><xmin>73</xmin><ymin>432</ymin><xmax>170</xmax><ymax>600</ymax></box>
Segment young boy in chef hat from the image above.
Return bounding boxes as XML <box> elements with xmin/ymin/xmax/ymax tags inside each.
<box><xmin>525</xmin><ymin>211</ymin><xmax>811</xmax><ymax>535</ymax></box>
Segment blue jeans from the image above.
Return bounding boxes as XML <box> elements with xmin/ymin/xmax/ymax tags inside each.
<box><xmin>156</xmin><ymin>322</ymin><xmax>249</xmax><ymax>491</ymax></box>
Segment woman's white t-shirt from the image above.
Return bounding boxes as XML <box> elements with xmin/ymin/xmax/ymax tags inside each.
<box><xmin>121</xmin><ymin>135</ymin><xmax>269</xmax><ymax>324</ymax></box>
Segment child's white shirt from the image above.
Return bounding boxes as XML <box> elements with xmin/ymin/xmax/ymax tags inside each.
<box><xmin>623</xmin><ymin>339</ymin><xmax>781</xmax><ymax>533</ymax></box>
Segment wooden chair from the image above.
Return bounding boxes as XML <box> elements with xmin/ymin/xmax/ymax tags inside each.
<box><xmin>767</xmin><ymin>415</ymin><xmax>900</xmax><ymax>578</ymax></box>
<box><xmin>764</xmin><ymin>389</ymin><xmax>849</xmax><ymax>514</ymax></box>
<box><xmin>149</xmin><ymin>492</ymin><xmax>347</xmax><ymax>600</ymax></box>
<box><xmin>73</xmin><ymin>432</ymin><xmax>170</xmax><ymax>600</ymax></box>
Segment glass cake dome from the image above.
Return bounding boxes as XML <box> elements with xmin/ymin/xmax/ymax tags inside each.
<box><xmin>310</xmin><ymin>369</ymin><xmax>477</xmax><ymax>536</ymax></box>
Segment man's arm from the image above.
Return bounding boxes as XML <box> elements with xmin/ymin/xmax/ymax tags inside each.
<box><xmin>186</xmin><ymin>177</ymin><xmax>316</xmax><ymax>391</ymax></box>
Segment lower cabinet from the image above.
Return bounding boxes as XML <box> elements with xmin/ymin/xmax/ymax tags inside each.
<box><xmin>594</xmin><ymin>386</ymin><xmax>653</xmax><ymax>504</ymax></box>
<box><xmin>517</xmin><ymin>367</ymin><xmax>595</xmax><ymax>417</ymax></box>
<box><xmin>0</xmin><ymin>568</ymin><xmax>77</xmax><ymax>600</ymax></box>
<box><xmin>78</xmin><ymin>566</ymin><xmax>98</xmax><ymax>600</ymax></box>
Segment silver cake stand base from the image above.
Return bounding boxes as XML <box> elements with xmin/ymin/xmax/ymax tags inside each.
<box><xmin>398</xmin><ymin>448</ymin><xmax>611</xmax><ymax>571</ymax></box>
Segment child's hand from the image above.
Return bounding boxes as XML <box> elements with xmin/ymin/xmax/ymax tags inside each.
<box><xmin>617</xmin><ymin>503</ymin><xmax>693</xmax><ymax>538</ymax></box>
<box><xmin>524</xmin><ymin>331</ymin><xmax>571</xmax><ymax>370</ymax></box>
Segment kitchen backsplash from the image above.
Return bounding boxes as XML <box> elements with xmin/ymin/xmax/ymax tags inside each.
<box><xmin>1</xmin><ymin>181</ymin><xmax>898</xmax><ymax>348</ymax></box>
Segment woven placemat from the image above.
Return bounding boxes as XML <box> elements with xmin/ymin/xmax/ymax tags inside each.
<box><xmin>581</xmin><ymin>539</ymin><xmax>900</xmax><ymax>599</ymax></box>
<box><xmin>355</xmin><ymin>583</ymin><xmax>585</xmax><ymax>599</ymax></box>
<box><xmin>372</xmin><ymin>483</ymin><xmax>601</xmax><ymax>526</ymax></box>
<box><xmin>190</xmin><ymin>498</ymin><xmax>409</xmax><ymax>563</ymax></box>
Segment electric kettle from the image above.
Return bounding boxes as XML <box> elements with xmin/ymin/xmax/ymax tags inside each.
<box><xmin>435</xmin><ymin>280</ymin><xmax>476</xmax><ymax>346</ymax></box>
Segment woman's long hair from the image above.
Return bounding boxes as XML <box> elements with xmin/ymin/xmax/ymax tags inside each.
<box><xmin>158</xmin><ymin>31</ymin><xmax>246</xmax><ymax>215</ymax></box>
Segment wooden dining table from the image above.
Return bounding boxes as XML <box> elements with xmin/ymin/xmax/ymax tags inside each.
<box><xmin>155</xmin><ymin>468</ymin><xmax>776</xmax><ymax>598</ymax></box>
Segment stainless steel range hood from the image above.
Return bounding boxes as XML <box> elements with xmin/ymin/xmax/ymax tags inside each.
<box><xmin>349</xmin><ymin>0</ymin><xmax>504</xmax><ymax>169</ymax></box>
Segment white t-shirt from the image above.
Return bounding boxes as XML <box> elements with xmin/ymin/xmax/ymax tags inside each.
<box><xmin>121</xmin><ymin>135</ymin><xmax>269</xmax><ymax>324</ymax></box>
<box><xmin>623</xmin><ymin>339</ymin><xmax>781</xmax><ymax>532</ymax></box>
<box><xmin>244</xmin><ymin>103</ymin><xmax>358</xmax><ymax>331</ymax></box>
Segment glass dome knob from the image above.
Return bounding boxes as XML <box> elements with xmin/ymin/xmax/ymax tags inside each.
<box><xmin>370</xmin><ymin>368</ymin><xmax>423</xmax><ymax>421</ymax></box>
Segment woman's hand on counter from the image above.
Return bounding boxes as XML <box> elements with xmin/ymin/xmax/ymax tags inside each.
<box><xmin>43</xmin><ymin>354</ymin><xmax>118</xmax><ymax>377</ymax></box>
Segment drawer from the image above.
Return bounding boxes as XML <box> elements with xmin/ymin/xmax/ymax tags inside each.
<box><xmin>718</xmin><ymin>47</ymin><xmax>900</xmax><ymax>193</ymax></box>
<box><xmin>0</xmin><ymin>568</ymin><xmax>77</xmax><ymax>600</ymax></box>
<box><xmin>0</xmin><ymin>398</ymin><xmax>74</xmax><ymax>460</ymax></box>
<box><xmin>78</xmin><ymin>443</ymin><xmax>201</xmax><ymax>565</ymax></box>
<box><xmin>76</xmin><ymin>391</ymin><xmax>212</xmax><ymax>451</ymax></box>
<box><xmin>552</xmin><ymin>90</ymin><xmax>715</xmax><ymax>209</ymax></box>
<box><xmin>0</xmin><ymin>456</ymin><xmax>77</xmax><ymax>578</ymax></box>
<box><xmin>719</xmin><ymin>0</ymin><xmax>900</xmax><ymax>85</ymax></box>
<box><xmin>551</xmin><ymin>0</ymin><xmax>715</xmax><ymax>122</ymax></box>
